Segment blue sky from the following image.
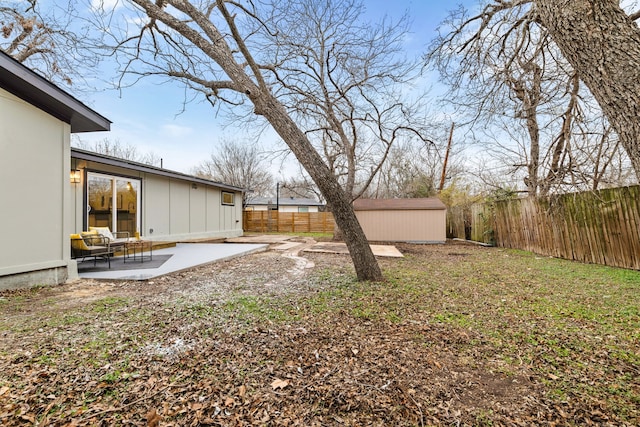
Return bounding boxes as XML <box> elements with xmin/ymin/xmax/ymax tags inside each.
<box><xmin>74</xmin><ymin>1</ymin><xmax>478</xmax><ymax>175</ymax></box>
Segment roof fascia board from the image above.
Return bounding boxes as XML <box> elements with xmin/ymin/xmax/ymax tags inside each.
<box><xmin>0</xmin><ymin>51</ymin><xmax>111</xmax><ymax>133</ymax></box>
<box><xmin>71</xmin><ymin>148</ymin><xmax>245</xmax><ymax>192</ymax></box>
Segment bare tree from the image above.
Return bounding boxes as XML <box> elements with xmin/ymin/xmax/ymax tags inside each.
<box><xmin>98</xmin><ymin>0</ymin><xmax>382</xmax><ymax>280</ymax></box>
<box><xmin>1</xmin><ymin>0</ymin><xmax>98</xmax><ymax>87</ymax></box>
<box><xmin>427</xmin><ymin>1</ymin><xmax>637</xmax><ymax>195</ymax></box>
<box><xmin>192</xmin><ymin>140</ymin><xmax>274</xmax><ymax>208</ymax></box>
<box><xmin>535</xmin><ymin>0</ymin><xmax>640</xmax><ymax>179</ymax></box>
<box><xmin>74</xmin><ymin>138</ymin><xmax>161</xmax><ymax>167</ymax></box>
<box><xmin>280</xmin><ymin>171</ymin><xmax>325</xmax><ymax>203</ymax></box>
<box><xmin>370</xmin><ymin>138</ymin><xmax>456</xmax><ymax>199</ymax></box>
<box><xmin>258</xmin><ymin>0</ymin><xmax>432</xmax><ymax>200</ymax></box>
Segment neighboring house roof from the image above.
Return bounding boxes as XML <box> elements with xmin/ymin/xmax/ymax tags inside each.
<box><xmin>72</xmin><ymin>148</ymin><xmax>245</xmax><ymax>193</ymax></box>
<box><xmin>247</xmin><ymin>196</ymin><xmax>324</xmax><ymax>206</ymax></box>
<box><xmin>353</xmin><ymin>198</ymin><xmax>446</xmax><ymax>211</ymax></box>
<box><xmin>0</xmin><ymin>50</ymin><xmax>111</xmax><ymax>133</ymax></box>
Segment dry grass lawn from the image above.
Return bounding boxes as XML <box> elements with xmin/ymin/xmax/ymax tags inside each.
<box><xmin>0</xmin><ymin>241</ymin><xmax>638</xmax><ymax>426</ymax></box>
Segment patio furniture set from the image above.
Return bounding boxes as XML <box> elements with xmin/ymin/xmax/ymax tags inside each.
<box><xmin>70</xmin><ymin>227</ymin><xmax>152</xmax><ymax>268</ymax></box>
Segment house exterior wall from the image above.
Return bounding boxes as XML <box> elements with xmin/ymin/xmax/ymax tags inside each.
<box><xmin>279</xmin><ymin>206</ymin><xmax>319</xmax><ymax>213</ymax></box>
<box><xmin>143</xmin><ymin>175</ymin><xmax>170</xmax><ymax>237</ymax></box>
<box><xmin>0</xmin><ymin>88</ymin><xmax>72</xmax><ymax>289</ymax></box>
<box><xmin>169</xmin><ymin>180</ymin><xmax>190</xmax><ymax>236</ymax></box>
<box><xmin>246</xmin><ymin>205</ymin><xmax>319</xmax><ymax>213</ymax></box>
<box><xmin>206</xmin><ymin>187</ymin><xmax>221</xmax><ymax>231</ymax></box>
<box><xmin>354</xmin><ymin>209</ymin><xmax>446</xmax><ymax>243</ymax></box>
<box><xmin>69</xmin><ymin>160</ymin><xmax>243</xmax><ymax>241</ymax></box>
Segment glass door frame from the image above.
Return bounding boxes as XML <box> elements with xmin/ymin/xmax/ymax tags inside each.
<box><xmin>85</xmin><ymin>171</ymin><xmax>141</xmax><ymax>235</ymax></box>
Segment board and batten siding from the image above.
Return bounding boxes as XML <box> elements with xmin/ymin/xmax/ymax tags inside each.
<box><xmin>69</xmin><ymin>159</ymin><xmax>243</xmax><ymax>242</ymax></box>
<box><xmin>353</xmin><ymin>198</ymin><xmax>446</xmax><ymax>243</ymax></box>
<box><xmin>169</xmin><ymin>180</ymin><xmax>190</xmax><ymax>235</ymax></box>
<box><xmin>136</xmin><ymin>175</ymin><xmax>243</xmax><ymax>241</ymax></box>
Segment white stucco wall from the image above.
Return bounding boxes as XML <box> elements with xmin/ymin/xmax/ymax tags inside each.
<box><xmin>0</xmin><ymin>87</ymin><xmax>72</xmax><ymax>279</ymax></box>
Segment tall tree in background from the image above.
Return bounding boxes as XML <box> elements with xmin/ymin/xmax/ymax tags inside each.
<box><xmin>261</xmin><ymin>0</ymin><xmax>431</xmax><ymax>200</ymax></box>
<box><xmin>370</xmin><ymin>137</ymin><xmax>464</xmax><ymax>199</ymax></box>
<box><xmin>535</xmin><ymin>0</ymin><xmax>640</xmax><ymax>179</ymax></box>
<box><xmin>98</xmin><ymin>0</ymin><xmax>383</xmax><ymax>280</ymax></box>
<box><xmin>428</xmin><ymin>0</ymin><xmax>639</xmax><ymax>194</ymax></box>
<box><xmin>1</xmin><ymin>0</ymin><xmax>97</xmax><ymax>86</ymax></box>
<box><xmin>192</xmin><ymin>140</ymin><xmax>274</xmax><ymax>208</ymax></box>
<box><xmin>280</xmin><ymin>170</ymin><xmax>325</xmax><ymax>203</ymax></box>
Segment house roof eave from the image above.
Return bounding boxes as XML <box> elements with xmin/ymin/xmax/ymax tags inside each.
<box><xmin>0</xmin><ymin>51</ymin><xmax>111</xmax><ymax>133</ymax></box>
<box><xmin>71</xmin><ymin>148</ymin><xmax>245</xmax><ymax>192</ymax></box>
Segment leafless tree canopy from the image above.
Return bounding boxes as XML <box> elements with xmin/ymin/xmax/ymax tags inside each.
<box><xmin>97</xmin><ymin>0</ymin><xmax>434</xmax><ymax>201</ymax></box>
<box><xmin>74</xmin><ymin>138</ymin><xmax>162</xmax><ymax>166</ymax></box>
<box><xmin>1</xmin><ymin>0</ymin><xmax>98</xmax><ymax>87</ymax></box>
<box><xmin>191</xmin><ymin>139</ymin><xmax>274</xmax><ymax>207</ymax></box>
<box><xmin>371</xmin><ymin>143</ymin><xmax>456</xmax><ymax>199</ymax></box>
<box><xmin>255</xmin><ymin>0</ymin><xmax>433</xmax><ymax>200</ymax></box>
<box><xmin>427</xmin><ymin>0</ymin><xmax>639</xmax><ymax>195</ymax></box>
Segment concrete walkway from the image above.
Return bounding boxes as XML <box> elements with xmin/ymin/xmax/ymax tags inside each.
<box><xmin>77</xmin><ymin>243</ymin><xmax>268</xmax><ymax>281</ymax></box>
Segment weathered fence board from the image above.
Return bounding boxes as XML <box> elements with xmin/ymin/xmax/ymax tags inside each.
<box><xmin>243</xmin><ymin>211</ymin><xmax>335</xmax><ymax>234</ymax></box>
<box><xmin>447</xmin><ymin>185</ymin><xmax>640</xmax><ymax>270</ymax></box>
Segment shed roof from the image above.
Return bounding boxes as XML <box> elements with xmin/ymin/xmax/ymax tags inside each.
<box><xmin>0</xmin><ymin>51</ymin><xmax>111</xmax><ymax>133</ymax></box>
<box><xmin>72</xmin><ymin>148</ymin><xmax>245</xmax><ymax>192</ymax></box>
<box><xmin>353</xmin><ymin>198</ymin><xmax>446</xmax><ymax>211</ymax></box>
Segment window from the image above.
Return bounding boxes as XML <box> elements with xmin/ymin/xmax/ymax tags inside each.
<box><xmin>222</xmin><ymin>191</ymin><xmax>235</xmax><ymax>205</ymax></box>
<box><xmin>87</xmin><ymin>172</ymin><xmax>140</xmax><ymax>235</ymax></box>
<box><xmin>298</xmin><ymin>206</ymin><xmax>309</xmax><ymax>213</ymax></box>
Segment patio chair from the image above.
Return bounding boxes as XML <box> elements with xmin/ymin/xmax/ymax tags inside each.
<box><xmin>88</xmin><ymin>227</ymin><xmax>131</xmax><ymax>249</ymax></box>
<box><xmin>70</xmin><ymin>233</ymin><xmax>115</xmax><ymax>268</ymax></box>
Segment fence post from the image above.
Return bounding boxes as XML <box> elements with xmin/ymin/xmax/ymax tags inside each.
<box><xmin>263</xmin><ymin>210</ymin><xmax>267</xmax><ymax>232</ymax></box>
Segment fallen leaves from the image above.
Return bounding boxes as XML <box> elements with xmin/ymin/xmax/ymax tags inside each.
<box><xmin>0</xmin><ymin>243</ymin><xmax>638</xmax><ymax>426</ymax></box>
<box><xmin>271</xmin><ymin>378</ymin><xmax>290</xmax><ymax>390</ymax></box>
<box><xmin>145</xmin><ymin>408</ymin><xmax>160</xmax><ymax>427</ymax></box>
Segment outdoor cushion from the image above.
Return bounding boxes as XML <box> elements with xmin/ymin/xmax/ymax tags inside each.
<box><xmin>89</xmin><ymin>226</ymin><xmax>114</xmax><ymax>240</ymax></box>
<box><xmin>70</xmin><ymin>234</ymin><xmax>90</xmax><ymax>251</ymax></box>
<box><xmin>81</xmin><ymin>230</ymin><xmax>101</xmax><ymax>246</ymax></box>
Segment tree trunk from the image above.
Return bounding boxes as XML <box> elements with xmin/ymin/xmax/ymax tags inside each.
<box><xmin>254</xmin><ymin>94</ymin><xmax>383</xmax><ymax>282</ymax></box>
<box><xmin>535</xmin><ymin>0</ymin><xmax>640</xmax><ymax>178</ymax></box>
<box><xmin>126</xmin><ymin>0</ymin><xmax>382</xmax><ymax>281</ymax></box>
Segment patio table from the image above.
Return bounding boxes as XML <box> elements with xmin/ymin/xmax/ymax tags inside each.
<box><xmin>123</xmin><ymin>240</ymin><xmax>153</xmax><ymax>263</ymax></box>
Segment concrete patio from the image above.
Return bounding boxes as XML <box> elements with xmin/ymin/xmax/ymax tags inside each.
<box><xmin>76</xmin><ymin>243</ymin><xmax>268</xmax><ymax>281</ymax></box>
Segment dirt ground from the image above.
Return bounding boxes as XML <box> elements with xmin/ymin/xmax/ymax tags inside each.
<box><xmin>0</xmin><ymin>241</ymin><xmax>638</xmax><ymax>426</ymax></box>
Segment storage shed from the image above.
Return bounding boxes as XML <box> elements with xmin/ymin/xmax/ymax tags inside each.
<box><xmin>353</xmin><ymin>198</ymin><xmax>446</xmax><ymax>243</ymax></box>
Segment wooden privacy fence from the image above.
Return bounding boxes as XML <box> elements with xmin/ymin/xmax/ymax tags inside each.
<box><xmin>447</xmin><ymin>204</ymin><xmax>492</xmax><ymax>243</ymax></box>
<box><xmin>447</xmin><ymin>185</ymin><xmax>640</xmax><ymax>270</ymax></box>
<box><xmin>243</xmin><ymin>211</ymin><xmax>335</xmax><ymax>233</ymax></box>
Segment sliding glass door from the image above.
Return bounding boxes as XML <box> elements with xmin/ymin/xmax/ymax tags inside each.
<box><xmin>87</xmin><ymin>172</ymin><xmax>140</xmax><ymax>235</ymax></box>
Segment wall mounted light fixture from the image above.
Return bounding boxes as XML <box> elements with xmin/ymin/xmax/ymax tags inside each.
<box><xmin>70</xmin><ymin>169</ymin><xmax>81</xmax><ymax>184</ymax></box>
